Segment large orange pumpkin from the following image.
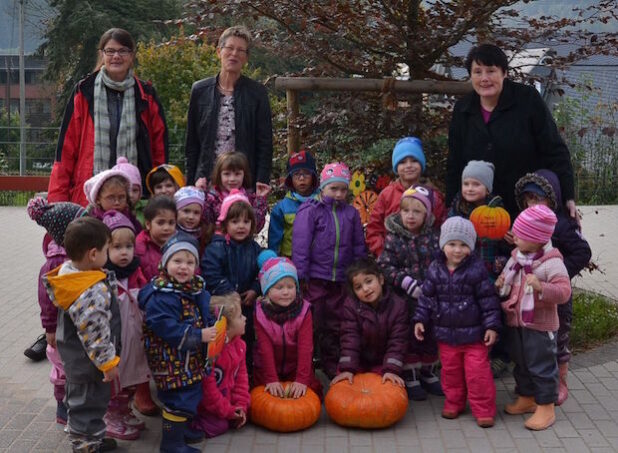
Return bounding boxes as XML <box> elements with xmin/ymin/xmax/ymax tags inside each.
<box><xmin>250</xmin><ymin>383</ymin><xmax>321</xmax><ymax>432</ymax></box>
<box><xmin>325</xmin><ymin>373</ymin><xmax>408</xmax><ymax>429</ymax></box>
<box><xmin>470</xmin><ymin>197</ymin><xmax>511</xmax><ymax>240</ymax></box>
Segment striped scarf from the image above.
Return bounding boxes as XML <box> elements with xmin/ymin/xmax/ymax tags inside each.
<box><xmin>93</xmin><ymin>67</ymin><xmax>137</xmax><ymax>174</ymax></box>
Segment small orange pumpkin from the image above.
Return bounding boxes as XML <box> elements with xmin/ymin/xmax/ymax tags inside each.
<box><xmin>353</xmin><ymin>190</ymin><xmax>378</xmax><ymax>225</ymax></box>
<box><xmin>325</xmin><ymin>372</ymin><xmax>408</xmax><ymax>429</ymax></box>
<box><xmin>470</xmin><ymin>197</ymin><xmax>511</xmax><ymax>240</ymax></box>
<box><xmin>250</xmin><ymin>383</ymin><xmax>321</xmax><ymax>432</ymax></box>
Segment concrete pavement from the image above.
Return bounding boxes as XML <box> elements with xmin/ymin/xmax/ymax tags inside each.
<box><xmin>1</xmin><ymin>205</ymin><xmax>618</xmax><ymax>452</ymax></box>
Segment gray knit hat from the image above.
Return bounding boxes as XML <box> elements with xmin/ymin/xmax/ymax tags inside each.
<box><xmin>160</xmin><ymin>232</ymin><xmax>200</xmax><ymax>269</ymax></box>
<box><xmin>461</xmin><ymin>160</ymin><xmax>495</xmax><ymax>193</ymax></box>
<box><xmin>439</xmin><ymin>216</ymin><xmax>477</xmax><ymax>251</ymax></box>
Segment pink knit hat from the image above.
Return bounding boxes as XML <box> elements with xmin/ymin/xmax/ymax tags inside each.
<box><xmin>102</xmin><ymin>210</ymin><xmax>135</xmax><ymax>233</ymax></box>
<box><xmin>83</xmin><ymin>169</ymin><xmax>131</xmax><ymax>206</ymax></box>
<box><xmin>112</xmin><ymin>157</ymin><xmax>141</xmax><ymax>194</ymax></box>
<box><xmin>174</xmin><ymin>186</ymin><xmax>205</xmax><ymax>211</ymax></box>
<box><xmin>320</xmin><ymin>162</ymin><xmax>351</xmax><ymax>190</ymax></box>
<box><xmin>512</xmin><ymin>204</ymin><xmax>557</xmax><ymax>244</ymax></box>
<box><xmin>217</xmin><ymin>189</ymin><xmax>251</xmax><ymax>224</ymax></box>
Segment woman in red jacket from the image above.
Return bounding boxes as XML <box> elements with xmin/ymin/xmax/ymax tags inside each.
<box><xmin>48</xmin><ymin>28</ymin><xmax>168</xmax><ymax>206</ymax></box>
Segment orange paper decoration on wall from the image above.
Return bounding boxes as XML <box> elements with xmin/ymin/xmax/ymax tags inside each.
<box><xmin>250</xmin><ymin>383</ymin><xmax>321</xmax><ymax>432</ymax></box>
<box><xmin>470</xmin><ymin>197</ymin><xmax>511</xmax><ymax>240</ymax></box>
<box><xmin>325</xmin><ymin>373</ymin><xmax>408</xmax><ymax>429</ymax></box>
<box><xmin>353</xmin><ymin>190</ymin><xmax>378</xmax><ymax>225</ymax></box>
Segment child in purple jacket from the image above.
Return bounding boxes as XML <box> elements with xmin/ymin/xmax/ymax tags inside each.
<box><xmin>414</xmin><ymin>217</ymin><xmax>501</xmax><ymax>428</ymax></box>
<box><xmin>292</xmin><ymin>162</ymin><xmax>366</xmax><ymax>378</ymax></box>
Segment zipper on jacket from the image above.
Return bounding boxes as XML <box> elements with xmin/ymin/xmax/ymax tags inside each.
<box><xmin>331</xmin><ymin>203</ymin><xmax>341</xmax><ymax>281</ymax></box>
<box><xmin>280</xmin><ymin>330</ymin><xmax>287</xmax><ymax>377</ymax></box>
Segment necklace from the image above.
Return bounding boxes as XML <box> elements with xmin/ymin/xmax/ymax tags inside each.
<box><xmin>218</xmin><ymin>83</ymin><xmax>234</xmax><ymax>94</ymax></box>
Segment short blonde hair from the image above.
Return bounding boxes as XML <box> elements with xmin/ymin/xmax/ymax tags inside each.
<box><xmin>210</xmin><ymin>293</ymin><xmax>242</xmax><ymax>328</ymax></box>
<box><xmin>218</xmin><ymin>26</ymin><xmax>251</xmax><ymax>51</ymax></box>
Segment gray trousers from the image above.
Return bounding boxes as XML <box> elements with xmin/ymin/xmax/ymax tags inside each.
<box><xmin>65</xmin><ymin>379</ymin><xmax>111</xmax><ymax>452</ymax></box>
<box><xmin>507</xmin><ymin>327</ymin><xmax>558</xmax><ymax>405</ymax></box>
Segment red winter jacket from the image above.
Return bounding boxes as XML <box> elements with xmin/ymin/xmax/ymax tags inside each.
<box><xmin>48</xmin><ymin>72</ymin><xmax>168</xmax><ymax>206</ymax></box>
<box><xmin>366</xmin><ymin>179</ymin><xmax>447</xmax><ymax>257</ymax></box>
<box><xmin>135</xmin><ymin>230</ymin><xmax>163</xmax><ymax>281</ymax></box>
<box><xmin>197</xmin><ymin>336</ymin><xmax>250</xmax><ymax>420</ymax></box>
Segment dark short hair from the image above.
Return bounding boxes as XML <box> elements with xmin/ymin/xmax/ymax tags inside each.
<box><xmin>64</xmin><ymin>217</ymin><xmax>111</xmax><ymax>261</ymax></box>
<box><xmin>211</xmin><ymin>152</ymin><xmax>252</xmax><ymax>189</ymax></box>
<box><xmin>221</xmin><ymin>201</ymin><xmax>256</xmax><ymax>236</ymax></box>
<box><xmin>144</xmin><ymin>195</ymin><xmax>176</xmax><ymax>222</ymax></box>
<box><xmin>148</xmin><ymin>168</ymin><xmax>176</xmax><ymax>190</ymax></box>
<box><xmin>465</xmin><ymin>44</ymin><xmax>509</xmax><ymax>74</ymax></box>
<box><xmin>98</xmin><ymin>28</ymin><xmax>135</xmax><ymax>52</ymax></box>
<box><xmin>345</xmin><ymin>257</ymin><xmax>383</xmax><ymax>295</ymax></box>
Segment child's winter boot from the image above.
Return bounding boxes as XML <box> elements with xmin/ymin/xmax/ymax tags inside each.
<box><xmin>160</xmin><ymin>413</ymin><xmax>200</xmax><ymax>453</ymax></box>
<box><xmin>404</xmin><ymin>366</ymin><xmax>427</xmax><ymax>401</ymax></box>
<box><xmin>524</xmin><ymin>403</ymin><xmax>556</xmax><ymax>430</ymax></box>
<box><xmin>504</xmin><ymin>395</ymin><xmax>537</xmax><ymax>415</ymax></box>
<box><xmin>104</xmin><ymin>405</ymin><xmax>140</xmax><ymax>440</ymax></box>
<box><xmin>134</xmin><ymin>381</ymin><xmax>158</xmax><ymax>415</ymax></box>
<box><xmin>419</xmin><ymin>364</ymin><xmax>444</xmax><ymax>396</ymax></box>
<box><xmin>557</xmin><ymin>362</ymin><xmax>569</xmax><ymax>406</ymax></box>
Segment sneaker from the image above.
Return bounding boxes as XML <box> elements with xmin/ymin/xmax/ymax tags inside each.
<box><xmin>24</xmin><ymin>334</ymin><xmax>47</xmax><ymax>362</ymax></box>
<box><xmin>56</xmin><ymin>401</ymin><xmax>67</xmax><ymax>425</ymax></box>
<box><xmin>104</xmin><ymin>412</ymin><xmax>140</xmax><ymax>440</ymax></box>
<box><xmin>420</xmin><ymin>367</ymin><xmax>444</xmax><ymax>396</ymax></box>
<box><xmin>491</xmin><ymin>358</ymin><xmax>510</xmax><ymax>378</ymax></box>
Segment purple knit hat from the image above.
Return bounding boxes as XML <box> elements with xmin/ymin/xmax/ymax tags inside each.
<box><xmin>102</xmin><ymin>210</ymin><xmax>135</xmax><ymax>233</ymax></box>
<box><xmin>174</xmin><ymin>186</ymin><xmax>205</xmax><ymax>211</ymax></box>
<box><xmin>512</xmin><ymin>204</ymin><xmax>557</xmax><ymax>244</ymax></box>
<box><xmin>400</xmin><ymin>185</ymin><xmax>433</xmax><ymax>214</ymax></box>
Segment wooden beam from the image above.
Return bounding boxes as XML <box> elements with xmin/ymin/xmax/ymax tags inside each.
<box><xmin>286</xmin><ymin>89</ymin><xmax>300</xmax><ymax>155</ymax></box>
<box><xmin>0</xmin><ymin>176</ymin><xmax>49</xmax><ymax>191</ymax></box>
<box><xmin>275</xmin><ymin>77</ymin><xmax>472</xmax><ymax>95</ymax></box>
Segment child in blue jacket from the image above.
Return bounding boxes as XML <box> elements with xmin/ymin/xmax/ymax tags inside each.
<box><xmin>139</xmin><ymin>232</ymin><xmax>216</xmax><ymax>453</ymax></box>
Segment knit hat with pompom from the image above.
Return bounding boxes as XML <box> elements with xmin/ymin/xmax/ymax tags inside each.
<box><xmin>27</xmin><ymin>197</ymin><xmax>87</xmax><ymax>246</ymax></box>
<box><xmin>257</xmin><ymin>249</ymin><xmax>299</xmax><ymax>295</ymax></box>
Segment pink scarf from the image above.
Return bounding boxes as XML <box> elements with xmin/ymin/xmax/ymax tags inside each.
<box><xmin>501</xmin><ymin>248</ymin><xmax>545</xmax><ymax>324</ymax></box>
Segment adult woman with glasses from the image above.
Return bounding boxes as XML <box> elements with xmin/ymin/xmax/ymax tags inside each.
<box><xmin>185</xmin><ymin>25</ymin><xmax>273</xmax><ymax>189</ymax></box>
<box><xmin>48</xmin><ymin>28</ymin><xmax>168</xmax><ymax>206</ymax></box>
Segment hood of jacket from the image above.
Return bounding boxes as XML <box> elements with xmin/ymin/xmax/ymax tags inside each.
<box><xmin>44</xmin><ymin>264</ymin><xmax>107</xmax><ymax>310</ymax></box>
<box><xmin>515</xmin><ymin>169</ymin><xmax>561</xmax><ymax>212</ymax></box>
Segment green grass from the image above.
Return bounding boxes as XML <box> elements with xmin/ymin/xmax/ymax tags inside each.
<box><xmin>571</xmin><ymin>289</ymin><xmax>618</xmax><ymax>352</ymax></box>
<box><xmin>0</xmin><ymin>190</ymin><xmax>36</xmax><ymax>206</ymax></box>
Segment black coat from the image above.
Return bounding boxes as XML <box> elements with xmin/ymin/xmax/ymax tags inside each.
<box><xmin>447</xmin><ymin>78</ymin><xmax>574</xmax><ymax>218</ymax></box>
<box><xmin>185</xmin><ymin>74</ymin><xmax>273</xmax><ymax>185</ymax></box>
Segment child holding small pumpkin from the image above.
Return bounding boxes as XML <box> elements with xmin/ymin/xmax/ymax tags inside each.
<box><xmin>292</xmin><ymin>162</ymin><xmax>367</xmax><ymax>378</ymax></box>
<box><xmin>377</xmin><ymin>186</ymin><xmax>443</xmax><ymax>400</ymax></box>
<box><xmin>366</xmin><ymin>137</ymin><xmax>447</xmax><ymax>257</ymax></box>
<box><xmin>448</xmin><ymin>160</ymin><xmax>510</xmax><ymax>282</ymax></box>
<box><xmin>514</xmin><ymin>170</ymin><xmax>591</xmax><ymax>406</ymax></box>
<box><xmin>332</xmin><ymin>258</ymin><xmax>408</xmax><ymax>387</ymax></box>
<box><xmin>253</xmin><ymin>250</ymin><xmax>322</xmax><ymax>398</ymax></box>
<box><xmin>193</xmin><ymin>293</ymin><xmax>250</xmax><ymax>438</ymax></box>
<box><xmin>414</xmin><ymin>217</ymin><xmax>501</xmax><ymax>428</ymax></box>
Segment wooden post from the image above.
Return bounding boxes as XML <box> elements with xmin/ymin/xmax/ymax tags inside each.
<box><xmin>286</xmin><ymin>89</ymin><xmax>300</xmax><ymax>155</ymax></box>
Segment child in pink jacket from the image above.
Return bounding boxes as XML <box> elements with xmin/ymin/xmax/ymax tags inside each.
<box><xmin>496</xmin><ymin>205</ymin><xmax>571</xmax><ymax>432</ymax></box>
<box><xmin>193</xmin><ymin>293</ymin><xmax>250</xmax><ymax>437</ymax></box>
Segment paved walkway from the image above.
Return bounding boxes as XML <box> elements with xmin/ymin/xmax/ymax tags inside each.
<box><xmin>1</xmin><ymin>205</ymin><xmax>618</xmax><ymax>452</ymax></box>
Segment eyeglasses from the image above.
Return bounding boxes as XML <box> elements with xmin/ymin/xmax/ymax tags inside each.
<box><xmin>102</xmin><ymin>48</ymin><xmax>132</xmax><ymax>57</ymax></box>
<box><xmin>102</xmin><ymin>194</ymin><xmax>127</xmax><ymax>204</ymax></box>
<box><xmin>292</xmin><ymin>171</ymin><xmax>312</xmax><ymax>180</ymax></box>
<box><xmin>221</xmin><ymin>46</ymin><xmax>248</xmax><ymax>55</ymax></box>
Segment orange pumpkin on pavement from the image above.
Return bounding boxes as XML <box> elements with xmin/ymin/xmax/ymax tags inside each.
<box><xmin>250</xmin><ymin>383</ymin><xmax>321</xmax><ymax>432</ymax></box>
<box><xmin>325</xmin><ymin>372</ymin><xmax>408</xmax><ymax>429</ymax></box>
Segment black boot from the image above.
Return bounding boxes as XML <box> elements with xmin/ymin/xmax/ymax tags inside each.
<box><xmin>160</xmin><ymin>417</ymin><xmax>200</xmax><ymax>453</ymax></box>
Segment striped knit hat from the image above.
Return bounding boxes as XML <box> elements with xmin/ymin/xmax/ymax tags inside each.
<box><xmin>512</xmin><ymin>204</ymin><xmax>557</xmax><ymax>244</ymax></box>
<box><xmin>257</xmin><ymin>250</ymin><xmax>299</xmax><ymax>295</ymax></box>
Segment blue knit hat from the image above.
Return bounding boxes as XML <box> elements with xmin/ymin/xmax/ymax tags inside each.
<box><xmin>258</xmin><ymin>250</ymin><xmax>299</xmax><ymax>295</ymax></box>
<box><xmin>392</xmin><ymin>137</ymin><xmax>426</xmax><ymax>174</ymax></box>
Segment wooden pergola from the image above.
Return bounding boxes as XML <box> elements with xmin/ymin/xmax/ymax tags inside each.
<box><xmin>274</xmin><ymin>77</ymin><xmax>473</xmax><ymax>154</ymax></box>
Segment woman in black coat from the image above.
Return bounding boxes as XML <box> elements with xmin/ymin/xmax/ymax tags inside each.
<box><xmin>446</xmin><ymin>44</ymin><xmax>577</xmax><ymax>221</ymax></box>
<box><xmin>184</xmin><ymin>25</ymin><xmax>273</xmax><ymax>189</ymax></box>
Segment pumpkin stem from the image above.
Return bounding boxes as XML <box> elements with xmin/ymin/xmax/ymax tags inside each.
<box><xmin>487</xmin><ymin>195</ymin><xmax>503</xmax><ymax>208</ymax></box>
